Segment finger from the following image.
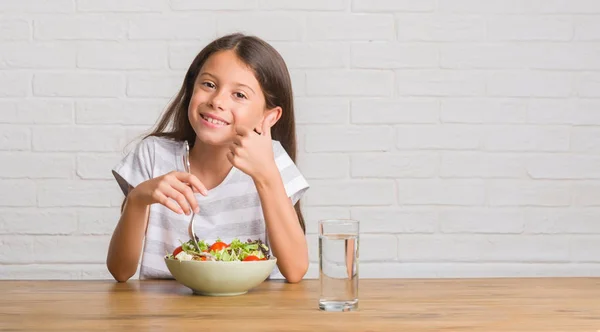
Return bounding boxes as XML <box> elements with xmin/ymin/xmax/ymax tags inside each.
<box><xmin>154</xmin><ymin>191</ymin><xmax>184</xmax><ymax>215</ymax></box>
<box><xmin>235</xmin><ymin>125</ymin><xmax>250</xmax><ymax>137</ymax></box>
<box><xmin>170</xmin><ymin>179</ymin><xmax>200</xmax><ymax>214</ymax></box>
<box><xmin>175</xmin><ymin>172</ymin><xmax>208</xmax><ymax>196</ymax></box>
<box><xmin>226</xmin><ymin>150</ymin><xmax>235</xmax><ymax>164</ymax></box>
<box><xmin>231</xmin><ymin>109</ymin><xmax>247</xmax><ymax>136</ymax></box>
<box><xmin>163</xmin><ymin>185</ymin><xmax>193</xmax><ymax>215</ymax></box>
<box><xmin>262</xmin><ymin>114</ymin><xmax>274</xmax><ymax>139</ymax></box>
<box><xmin>232</xmin><ymin>135</ymin><xmax>243</xmax><ymax>147</ymax></box>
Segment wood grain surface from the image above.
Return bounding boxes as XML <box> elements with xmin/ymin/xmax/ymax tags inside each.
<box><xmin>1</xmin><ymin>278</ymin><xmax>599</xmax><ymax>331</ymax></box>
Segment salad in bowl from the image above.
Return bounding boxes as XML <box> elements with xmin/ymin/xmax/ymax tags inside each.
<box><xmin>164</xmin><ymin>237</ymin><xmax>277</xmax><ymax>296</ymax></box>
<box><xmin>165</xmin><ymin>237</ymin><xmax>271</xmax><ymax>262</ymax></box>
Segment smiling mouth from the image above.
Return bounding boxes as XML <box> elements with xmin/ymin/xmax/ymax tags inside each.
<box><xmin>200</xmin><ymin>114</ymin><xmax>230</xmax><ymax>126</ymax></box>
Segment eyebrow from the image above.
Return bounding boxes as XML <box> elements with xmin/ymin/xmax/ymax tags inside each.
<box><xmin>199</xmin><ymin>72</ymin><xmax>256</xmax><ymax>95</ymax></box>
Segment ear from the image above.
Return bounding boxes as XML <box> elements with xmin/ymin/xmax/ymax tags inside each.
<box><xmin>261</xmin><ymin>106</ymin><xmax>282</xmax><ymax>129</ymax></box>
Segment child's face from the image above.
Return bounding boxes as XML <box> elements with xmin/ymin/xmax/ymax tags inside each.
<box><xmin>188</xmin><ymin>50</ymin><xmax>271</xmax><ymax>146</ymax></box>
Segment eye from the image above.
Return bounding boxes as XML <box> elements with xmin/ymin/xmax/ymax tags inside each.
<box><xmin>202</xmin><ymin>81</ymin><xmax>215</xmax><ymax>89</ymax></box>
<box><xmin>234</xmin><ymin>92</ymin><xmax>247</xmax><ymax>99</ymax></box>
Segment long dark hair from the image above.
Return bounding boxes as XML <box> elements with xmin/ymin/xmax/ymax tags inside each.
<box><xmin>143</xmin><ymin>33</ymin><xmax>305</xmax><ymax>233</ymax></box>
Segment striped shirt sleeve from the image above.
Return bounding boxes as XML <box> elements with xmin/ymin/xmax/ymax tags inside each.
<box><xmin>112</xmin><ymin>137</ymin><xmax>156</xmax><ymax>196</ymax></box>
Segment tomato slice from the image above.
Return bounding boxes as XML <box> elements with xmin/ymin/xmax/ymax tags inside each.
<box><xmin>209</xmin><ymin>241</ymin><xmax>228</xmax><ymax>252</ymax></box>
<box><xmin>172</xmin><ymin>245</ymin><xmax>183</xmax><ymax>257</ymax></box>
<box><xmin>243</xmin><ymin>255</ymin><xmax>260</xmax><ymax>261</ymax></box>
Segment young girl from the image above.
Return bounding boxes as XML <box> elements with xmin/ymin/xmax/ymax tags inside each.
<box><xmin>106</xmin><ymin>33</ymin><xmax>310</xmax><ymax>283</ymax></box>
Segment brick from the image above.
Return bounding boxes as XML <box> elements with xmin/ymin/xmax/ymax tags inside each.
<box><xmin>34</xmin><ymin>16</ymin><xmax>127</xmax><ymax>40</ymax></box>
<box><xmin>525</xmin><ymin>208</ymin><xmax>600</xmax><ymax>234</ymax></box>
<box><xmin>571</xmin><ymin>236</ymin><xmax>600</xmax><ymax>262</ymax></box>
<box><xmin>218</xmin><ymin>14</ymin><xmax>303</xmax><ymax>41</ymax></box>
<box><xmin>577</xmin><ymin>73</ymin><xmax>600</xmax><ymax>97</ymax></box>
<box><xmin>530</xmin><ymin>44</ymin><xmax>600</xmax><ymax>70</ymax></box>
<box><xmin>81</xmin><ymin>264</ymin><xmax>117</xmax><ymax>279</ymax></box>
<box><xmin>77</xmin><ymin>0</ymin><xmax>166</xmax><ymax>12</ymax></box>
<box><xmin>306</xmin><ymin>234</ymin><xmax>318</xmax><ymax>262</ymax></box>
<box><xmin>294</xmin><ymin>98</ymin><xmax>349</xmax><ymax>124</ymax></box>
<box><xmin>437</xmin><ymin>0</ymin><xmax>540</xmax><ymax>13</ymax></box>
<box><xmin>169</xmin><ymin>41</ymin><xmax>212</xmax><ymax>70</ymax></box>
<box><xmin>441</xmin><ymin>98</ymin><xmax>527</xmax><ymax>124</ymax></box>
<box><xmin>130</xmin><ymin>15</ymin><xmax>216</xmax><ymax>40</ymax></box>
<box><xmin>526</xmin><ymin>154</ymin><xmax>600</xmax><ymax>179</ymax></box>
<box><xmin>527</xmin><ymin>99</ymin><xmax>575</xmax><ymax>125</ymax></box>
<box><xmin>297</xmin><ymin>153</ymin><xmax>349</xmax><ymax>179</ymax></box>
<box><xmin>77</xmin><ymin>208</ymin><xmax>120</xmax><ymax>235</ymax></box>
<box><xmin>32</xmin><ymin>126</ymin><xmax>126</xmax><ymax>152</ymax></box>
<box><xmin>441</xmin><ymin>152</ymin><xmax>524</xmax><ymax>178</ymax></box>
<box><xmin>34</xmin><ymin>72</ymin><xmax>125</xmax><ymax>97</ymax></box>
<box><xmin>441</xmin><ymin>43</ymin><xmax>531</xmax><ymax>69</ymax></box>
<box><xmin>573</xmin><ymin>182</ymin><xmax>600</xmax><ymax>206</ymax></box>
<box><xmin>483</xmin><ymin>125</ymin><xmax>570</xmax><ymax>152</ymax></box>
<box><xmin>396</xmin><ymin>235</ymin><xmax>570</xmax><ymax>262</ymax></box>
<box><xmin>439</xmin><ymin>208</ymin><xmax>524</xmax><ymax>234</ymax></box>
<box><xmin>352</xmin><ymin>153</ymin><xmax>438</xmax><ymax>178</ymax></box>
<box><xmin>396</xmin><ymin>70</ymin><xmax>486</xmax><ymax>96</ymax></box>
<box><xmin>572</xmin><ymin>99</ymin><xmax>600</xmax><ymax>125</ymax></box>
<box><xmin>487</xmin><ymin>16</ymin><xmax>573</xmax><ymax>41</ymax></box>
<box><xmin>0</xmin><ymin>209</ymin><xmax>77</xmax><ymax>234</ymax></box>
<box><xmin>352</xmin><ymin>98</ymin><xmax>438</xmax><ymax>124</ymax></box>
<box><xmin>352</xmin><ymin>0</ymin><xmax>434</xmax><ymax>12</ymax></box>
<box><xmin>0</xmin><ymin>0</ymin><xmax>74</xmax><ymax>12</ymax></box>
<box><xmin>260</xmin><ymin>0</ymin><xmax>346</xmax><ymax>10</ymax></box>
<box><xmin>307</xmin><ymin>14</ymin><xmax>394</xmax><ymax>41</ymax></box>
<box><xmin>37</xmin><ymin>180</ymin><xmax>121</xmax><ymax>207</ymax></box>
<box><xmin>0</xmin><ymin>100</ymin><xmax>72</xmax><ymax>124</ymax></box>
<box><xmin>77</xmin><ymin>42</ymin><xmax>167</xmax><ymax>69</ymax></box>
<box><xmin>77</xmin><ymin>153</ymin><xmax>121</xmax><ymax>180</ymax></box>
<box><xmin>0</xmin><ymin>72</ymin><xmax>30</xmax><ymax>97</ymax></box>
<box><xmin>304</xmin><ymin>180</ymin><xmax>395</xmax><ymax>206</ymax></box>
<box><xmin>575</xmin><ymin>16</ymin><xmax>600</xmax><ymax>40</ymax></box>
<box><xmin>171</xmin><ymin>0</ymin><xmax>257</xmax><ymax>10</ymax></box>
<box><xmin>0</xmin><ymin>125</ymin><xmax>30</xmax><ymax>151</ymax></box>
<box><xmin>0</xmin><ymin>180</ymin><xmax>36</xmax><ymax>207</ymax></box>
<box><xmin>0</xmin><ymin>236</ymin><xmax>34</xmax><ymax>263</ymax></box>
<box><xmin>290</xmin><ymin>70</ymin><xmax>306</xmax><ymax>97</ymax></box>
<box><xmin>0</xmin><ymin>152</ymin><xmax>73</xmax><ymax>178</ymax></box>
<box><xmin>0</xmin><ymin>19</ymin><xmax>30</xmax><ymax>40</ymax></box>
<box><xmin>272</xmin><ymin>42</ymin><xmax>349</xmax><ymax>69</ymax></box>
<box><xmin>540</xmin><ymin>0</ymin><xmax>600</xmax><ymax>13</ymax></box>
<box><xmin>359</xmin><ymin>235</ymin><xmax>397</xmax><ymax>261</ymax></box>
<box><xmin>76</xmin><ymin>99</ymin><xmax>166</xmax><ymax>125</ymax></box>
<box><xmin>0</xmin><ymin>42</ymin><xmax>76</xmax><ymax>68</ymax></box>
<box><xmin>352</xmin><ymin>42</ymin><xmax>438</xmax><ymax>69</ymax></box>
<box><xmin>127</xmin><ymin>73</ymin><xmax>183</xmax><ymax>98</ymax></box>
<box><xmin>572</xmin><ymin>127</ymin><xmax>600</xmax><ymax>153</ymax></box>
<box><xmin>351</xmin><ymin>207</ymin><xmax>437</xmax><ymax>233</ymax></box>
<box><xmin>396</xmin><ymin>124</ymin><xmax>483</xmax><ymax>150</ymax></box>
<box><xmin>33</xmin><ymin>235</ymin><xmax>110</xmax><ymax>263</ymax></box>
<box><xmin>397</xmin><ymin>179</ymin><xmax>485</xmax><ymax>206</ymax></box>
<box><xmin>488</xmin><ymin>180</ymin><xmax>571</xmax><ymax>206</ymax></box>
<box><xmin>396</xmin><ymin>14</ymin><xmax>485</xmax><ymax>41</ymax></box>
<box><xmin>307</xmin><ymin>70</ymin><xmax>393</xmax><ymax>97</ymax></box>
<box><xmin>305</xmin><ymin>125</ymin><xmax>393</xmax><ymax>152</ymax></box>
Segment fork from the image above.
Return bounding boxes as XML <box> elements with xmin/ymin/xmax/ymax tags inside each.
<box><xmin>183</xmin><ymin>140</ymin><xmax>201</xmax><ymax>252</ymax></box>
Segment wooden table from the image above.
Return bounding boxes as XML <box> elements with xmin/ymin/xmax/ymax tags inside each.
<box><xmin>1</xmin><ymin>278</ymin><xmax>599</xmax><ymax>331</ymax></box>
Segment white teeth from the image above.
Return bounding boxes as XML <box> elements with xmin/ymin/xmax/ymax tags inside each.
<box><xmin>202</xmin><ymin>114</ymin><xmax>227</xmax><ymax>126</ymax></box>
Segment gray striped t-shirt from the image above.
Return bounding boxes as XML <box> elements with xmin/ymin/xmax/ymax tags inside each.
<box><xmin>112</xmin><ymin>136</ymin><xmax>309</xmax><ymax>280</ymax></box>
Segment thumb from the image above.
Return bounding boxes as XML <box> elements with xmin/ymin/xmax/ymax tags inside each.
<box><xmin>262</xmin><ymin>114</ymin><xmax>274</xmax><ymax>138</ymax></box>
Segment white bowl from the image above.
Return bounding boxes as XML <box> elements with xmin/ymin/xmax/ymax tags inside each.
<box><xmin>164</xmin><ymin>257</ymin><xmax>277</xmax><ymax>296</ymax></box>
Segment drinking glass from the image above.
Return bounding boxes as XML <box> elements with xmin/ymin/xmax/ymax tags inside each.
<box><xmin>318</xmin><ymin>219</ymin><xmax>359</xmax><ymax>312</ymax></box>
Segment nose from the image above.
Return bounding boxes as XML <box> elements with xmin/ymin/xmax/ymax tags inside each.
<box><xmin>208</xmin><ymin>89</ymin><xmax>226</xmax><ymax>111</ymax></box>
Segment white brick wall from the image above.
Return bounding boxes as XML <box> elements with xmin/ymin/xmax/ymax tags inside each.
<box><xmin>1</xmin><ymin>0</ymin><xmax>599</xmax><ymax>280</ymax></box>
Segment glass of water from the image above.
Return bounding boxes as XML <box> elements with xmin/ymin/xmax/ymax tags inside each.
<box><xmin>318</xmin><ymin>219</ymin><xmax>359</xmax><ymax>312</ymax></box>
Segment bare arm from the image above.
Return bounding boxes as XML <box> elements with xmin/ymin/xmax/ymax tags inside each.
<box><xmin>106</xmin><ymin>190</ymin><xmax>149</xmax><ymax>282</ymax></box>
<box><xmin>254</xmin><ymin>168</ymin><xmax>309</xmax><ymax>283</ymax></box>
<box><xmin>106</xmin><ymin>172</ymin><xmax>207</xmax><ymax>282</ymax></box>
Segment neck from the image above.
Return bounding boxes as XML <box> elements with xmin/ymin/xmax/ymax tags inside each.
<box><xmin>189</xmin><ymin>138</ymin><xmax>233</xmax><ymax>190</ymax></box>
